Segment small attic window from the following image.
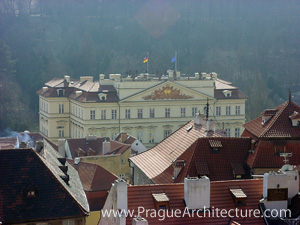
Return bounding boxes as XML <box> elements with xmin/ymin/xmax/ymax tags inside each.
<box><xmin>289</xmin><ymin>111</ymin><xmax>300</xmax><ymax>127</ymax></box>
<box><xmin>152</xmin><ymin>192</ymin><xmax>170</xmax><ymax>210</ymax></box>
<box><xmin>25</xmin><ymin>184</ymin><xmax>38</xmax><ymax>198</ymax></box>
<box><xmin>57</xmin><ymin>89</ymin><xmax>65</xmax><ymax>97</ymax></box>
<box><xmin>98</xmin><ymin>93</ymin><xmax>107</xmax><ymax>101</ymax></box>
<box><xmin>222</xmin><ymin>90</ymin><xmax>232</xmax><ymax>97</ymax></box>
<box><xmin>209</xmin><ymin>140</ymin><xmax>222</xmax><ymax>153</ymax></box>
<box><xmin>229</xmin><ymin>187</ymin><xmax>247</xmax><ymax>206</ymax></box>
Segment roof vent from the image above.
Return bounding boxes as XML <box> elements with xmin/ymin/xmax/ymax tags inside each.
<box><xmin>60</xmin><ymin>174</ymin><xmax>70</xmax><ymax>185</ymax></box>
<box><xmin>132</xmin><ymin>216</ymin><xmax>148</xmax><ymax>225</ymax></box>
<box><xmin>98</xmin><ymin>93</ymin><xmax>107</xmax><ymax>101</ymax></box>
<box><xmin>222</xmin><ymin>90</ymin><xmax>232</xmax><ymax>97</ymax></box>
<box><xmin>57</xmin><ymin>157</ymin><xmax>66</xmax><ymax>165</ymax></box>
<box><xmin>289</xmin><ymin>111</ymin><xmax>300</xmax><ymax>127</ymax></box>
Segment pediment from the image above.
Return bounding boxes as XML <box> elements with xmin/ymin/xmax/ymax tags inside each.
<box><xmin>121</xmin><ymin>81</ymin><xmax>213</xmax><ymax>102</ymax></box>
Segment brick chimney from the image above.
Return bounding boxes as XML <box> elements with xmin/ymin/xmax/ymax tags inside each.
<box><xmin>58</xmin><ymin>139</ymin><xmax>66</xmax><ymax>157</ymax></box>
<box><xmin>120</xmin><ymin>132</ymin><xmax>127</xmax><ymax>143</ymax></box>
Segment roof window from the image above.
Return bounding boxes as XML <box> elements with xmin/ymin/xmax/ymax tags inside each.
<box><xmin>152</xmin><ymin>192</ymin><xmax>170</xmax><ymax>210</ymax></box>
<box><xmin>229</xmin><ymin>187</ymin><xmax>247</xmax><ymax>206</ymax></box>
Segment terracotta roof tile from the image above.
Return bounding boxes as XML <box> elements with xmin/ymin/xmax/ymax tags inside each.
<box><xmin>126</xmin><ymin>179</ymin><xmax>264</xmax><ymax>225</ymax></box>
<box><xmin>129</xmin><ymin>121</ymin><xmax>221</xmax><ymax>183</ymax></box>
<box><xmin>243</xmin><ymin>101</ymin><xmax>300</xmax><ymax>139</ymax></box>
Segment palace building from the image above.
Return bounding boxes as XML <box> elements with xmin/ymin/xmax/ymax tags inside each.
<box><xmin>37</xmin><ymin>71</ymin><xmax>246</xmax><ymax>147</ymax></box>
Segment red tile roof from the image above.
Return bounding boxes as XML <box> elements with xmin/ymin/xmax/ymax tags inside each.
<box><xmin>68</xmin><ymin>160</ymin><xmax>117</xmax><ymax>211</ymax></box>
<box><xmin>126</xmin><ymin>179</ymin><xmax>264</xmax><ymax>225</ymax></box>
<box><xmin>246</xmin><ymin>140</ymin><xmax>300</xmax><ymax>168</ymax></box>
<box><xmin>0</xmin><ymin>137</ymin><xmax>17</xmax><ymax>149</ymax></box>
<box><xmin>129</xmin><ymin>120</ymin><xmax>221</xmax><ymax>183</ymax></box>
<box><xmin>67</xmin><ymin>138</ymin><xmax>131</xmax><ymax>159</ymax></box>
<box><xmin>0</xmin><ymin>148</ymin><xmax>89</xmax><ymax>223</ymax></box>
<box><xmin>242</xmin><ymin>101</ymin><xmax>300</xmax><ymax>139</ymax></box>
<box><xmin>114</xmin><ymin>133</ymin><xmax>137</xmax><ymax>145</ymax></box>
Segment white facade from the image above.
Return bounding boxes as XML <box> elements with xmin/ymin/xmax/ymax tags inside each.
<box><xmin>38</xmin><ymin>72</ymin><xmax>246</xmax><ymax>147</ymax></box>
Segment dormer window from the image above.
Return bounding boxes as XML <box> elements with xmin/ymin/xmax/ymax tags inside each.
<box><xmin>172</xmin><ymin>159</ymin><xmax>185</xmax><ymax>179</ymax></box>
<box><xmin>57</xmin><ymin>89</ymin><xmax>65</xmax><ymax>97</ymax></box>
<box><xmin>222</xmin><ymin>90</ymin><xmax>232</xmax><ymax>97</ymax></box>
<box><xmin>229</xmin><ymin>187</ymin><xmax>247</xmax><ymax>206</ymax></box>
<box><xmin>289</xmin><ymin>111</ymin><xmax>300</xmax><ymax>127</ymax></box>
<box><xmin>209</xmin><ymin>139</ymin><xmax>222</xmax><ymax>153</ymax></box>
<box><xmin>261</xmin><ymin>109</ymin><xmax>277</xmax><ymax>124</ymax></box>
<box><xmin>152</xmin><ymin>192</ymin><xmax>170</xmax><ymax>210</ymax></box>
<box><xmin>98</xmin><ymin>93</ymin><xmax>107</xmax><ymax>101</ymax></box>
<box><xmin>273</xmin><ymin>142</ymin><xmax>286</xmax><ymax>156</ymax></box>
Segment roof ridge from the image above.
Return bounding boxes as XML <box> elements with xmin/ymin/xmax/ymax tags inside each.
<box><xmin>260</xmin><ymin>101</ymin><xmax>289</xmax><ymax>138</ymax></box>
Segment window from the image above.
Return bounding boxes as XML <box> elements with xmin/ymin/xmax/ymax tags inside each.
<box><xmin>57</xmin><ymin>89</ymin><xmax>65</xmax><ymax>97</ymax></box>
<box><xmin>112</xmin><ymin>109</ymin><xmax>117</xmax><ymax>119</ymax></box>
<box><xmin>149</xmin><ymin>132</ymin><xmax>154</xmax><ymax>143</ymax></box>
<box><xmin>164</xmin><ymin>130</ymin><xmax>172</xmax><ymax>138</ymax></box>
<box><xmin>216</xmin><ymin>106</ymin><xmax>221</xmax><ymax>116</ymax></box>
<box><xmin>137</xmin><ymin>131</ymin><xmax>143</xmax><ymax>142</ymax></box>
<box><xmin>63</xmin><ymin>221</ymin><xmax>74</xmax><ymax>225</ymax></box>
<box><xmin>226</xmin><ymin>106</ymin><xmax>231</xmax><ymax>116</ymax></box>
<box><xmin>274</xmin><ymin>145</ymin><xmax>285</xmax><ymax>156</ymax></box>
<box><xmin>165</xmin><ymin>108</ymin><xmax>170</xmax><ymax>118</ymax></box>
<box><xmin>101</xmin><ymin>110</ymin><xmax>106</xmax><ymax>120</ymax></box>
<box><xmin>225</xmin><ymin>128</ymin><xmax>231</xmax><ymax>137</ymax></box>
<box><xmin>90</xmin><ymin>110</ymin><xmax>95</xmax><ymax>120</ymax></box>
<box><xmin>236</xmin><ymin>106</ymin><xmax>241</xmax><ymax>115</ymax></box>
<box><xmin>235</xmin><ymin>128</ymin><xmax>240</xmax><ymax>137</ymax></box>
<box><xmin>59</xmin><ymin>104</ymin><xmax>64</xmax><ymax>113</ymax></box>
<box><xmin>138</xmin><ymin>109</ymin><xmax>143</xmax><ymax>119</ymax></box>
<box><xmin>121</xmin><ymin>158</ymin><xmax>126</xmax><ymax>164</ymax></box>
<box><xmin>192</xmin><ymin>107</ymin><xmax>198</xmax><ymax>117</ymax></box>
<box><xmin>181</xmin><ymin>108</ymin><xmax>186</xmax><ymax>117</ymax></box>
<box><xmin>150</xmin><ymin>108</ymin><xmax>155</xmax><ymax>118</ymax></box>
<box><xmin>59</xmin><ymin>130</ymin><xmax>64</xmax><ymax>138</ymax></box>
<box><xmin>125</xmin><ymin>109</ymin><xmax>131</xmax><ymax>119</ymax></box>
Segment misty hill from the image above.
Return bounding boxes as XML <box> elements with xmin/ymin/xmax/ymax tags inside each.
<box><xmin>0</xmin><ymin>0</ymin><xmax>300</xmax><ymax>132</ymax></box>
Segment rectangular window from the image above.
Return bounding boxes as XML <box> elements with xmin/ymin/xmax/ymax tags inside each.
<box><xmin>125</xmin><ymin>109</ymin><xmax>131</xmax><ymax>119</ymax></box>
<box><xmin>149</xmin><ymin>132</ymin><xmax>154</xmax><ymax>143</ymax></box>
<box><xmin>137</xmin><ymin>131</ymin><xmax>143</xmax><ymax>142</ymax></box>
<box><xmin>59</xmin><ymin>130</ymin><xmax>64</xmax><ymax>138</ymax></box>
<box><xmin>226</xmin><ymin>106</ymin><xmax>231</xmax><ymax>116</ymax></box>
<box><xmin>216</xmin><ymin>106</ymin><xmax>221</xmax><ymax>116</ymax></box>
<box><xmin>181</xmin><ymin>108</ymin><xmax>186</xmax><ymax>117</ymax></box>
<box><xmin>235</xmin><ymin>128</ymin><xmax>240</xmax><ymax>137</ymax></box>
<box><xmin>165</xmin><ymin>108</ymin><xmax>170</xmax><ymax>118</ymax></box>
<box><xmin>138</xmin><ymin>109</ymin><xmax>143</xmax><ymax>119</ymax></box>
<box><xmin>192</xmin><ymin>107</ymin><xmax>198</xmax><ymax>117</ymax></box>
<box><xmin>225</xmin><ymin>128</ymin><xmax>231</xmax><ymax>137</ymax></box>
<box><xmin>90</xmin><ymin>110</ymin><xmax>95</xmax><ymax>120</ymax></box>
<box><xmin>236</xmin><ymin>106</ymin><xmax>241</xmax><ymax>115</ymax></box>
<box><xmin>150</xmin><ymin>108</ymin><xmax>155</xmax><ymax>118</ymax></box>
<box><xmin>164</xmin><ymin>130</ymin><xmax>172</xmax><ymax>138</ymax></box>
<box><xmin>101</xmin><ymin>110</ymin><xmax>106</xmax><ymax>120</ymax></box>
<box><xmin>112</xmin><ymin>109</ymin><xmax>117</xmax><ymax>119</ymax></box>
<box><xmin>59</xmin><ymin>104</ymin><xmax>64</xmax><ymax>113</ymax></box>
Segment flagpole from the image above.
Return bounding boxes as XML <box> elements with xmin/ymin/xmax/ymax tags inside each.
<box><xmin>175</xmin><ymin>51</ymin><xmax>177</xmax><ymax>71</ymax></box>
<box><xmin>147</xmin><ymin>52</ymin><xmax>149</xmax><ymax>73</ymax></box>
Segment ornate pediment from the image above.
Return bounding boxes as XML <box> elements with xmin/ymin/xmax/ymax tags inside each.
<box><xmin>143</xmin><ymin>85</ymin><xmax>193</xmax><ymax>100</ymax></box>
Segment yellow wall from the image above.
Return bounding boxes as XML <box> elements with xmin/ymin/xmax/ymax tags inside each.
<box><xmin>86</xmin><ymin>211</ymin><xmax>100</xmax><ymax>225</ymax></box>
<box><xmin>80</xmin><ymin>147</ymin><xmax>132</xmax><ymax>179</ymax></box>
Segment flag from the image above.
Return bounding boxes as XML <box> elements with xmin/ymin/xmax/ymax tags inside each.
<box><xmin>143</xmin><ymin>56</ymin><xmax>148</xmax><ymax>63</ymax></box>
<box><xmin>171</xmin><ymin>55</ymin><xmax>176</xmax><ymax>63</ymax></box>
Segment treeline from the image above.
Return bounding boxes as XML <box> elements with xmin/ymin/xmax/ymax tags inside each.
<box><xmin>0</xmin><ymin>0</ymin><xmax>300</xmax><ymax>132</ymax></box>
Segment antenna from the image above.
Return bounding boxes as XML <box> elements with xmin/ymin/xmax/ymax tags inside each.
<box><xmin>280</xmin><ymin>152</ymin><xmax>292</xmax><ymax>164</ymax></box>
<box><xmin>289</xmin><ymin>88</ymin><xmax>291</xmax><ymax>103</ymax></box>
<box><xmin>205</xmin><ymin>98</ymin><xmax>209</xmax><ymax>120</ymax></box>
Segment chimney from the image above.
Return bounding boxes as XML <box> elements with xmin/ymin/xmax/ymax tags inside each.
<box><xmin>64</xmin><ymin>75</ymin><xmax>70</xmax><ymax>83</ymax></box>
<box><xmin>99</xmin><ymin>74</ymin><xmax>105</xmax><ymax>80</ymax></box>
<box><xmin>132</xmin><ymin>217</ymin><xmax>148</xmax><ymax>225</ymax></box>
<box><xmin>74</xmin><ymin>157</ymin><xmax>80</xmax><ymax>165</ymax></box>
<box><xmin>120</xmin><ymin>132</ymin><xmax>127</xmax><ymax>143</ymax></box>
<box><xmin>58</xmin><ymin>139</ymin><xmax>66</xmax><ymax>157</ymax></box>
<box><xmin>113</xmin><ymin>179</ymin><xmax>128</xmax><ymax>210</ymax></box>
<box><xmin>35</xmin><ymin>140</ymin><xmax>44</xmax><ymax>153</ymax></box>
<box><xmin>102</xmin><ymin>139</ymin><xmax>111</xmax><ymax>155</ymax></box>
<box><xmin>206</xmin><ymin>119</ymin><xmax>215</xmax><ymax>132</ymax></box>
<box><xmin>75</xmin><ymin>91</ymin><xmax>83</xmax><ymax>97</ymax></box>
<box><xmin>42</xmin><ymin>87</ymin><xmax>48</xmax><ymax>93</ymax></box>
<box><xmin>194</xmin><ymin>73</ymin><xmax>200</xmax><ymax>79</ymax></box>
<box><xmin>184</xmin><ymin>176</ymin><xmax>210</xmax><ymax>210</ymax></box>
